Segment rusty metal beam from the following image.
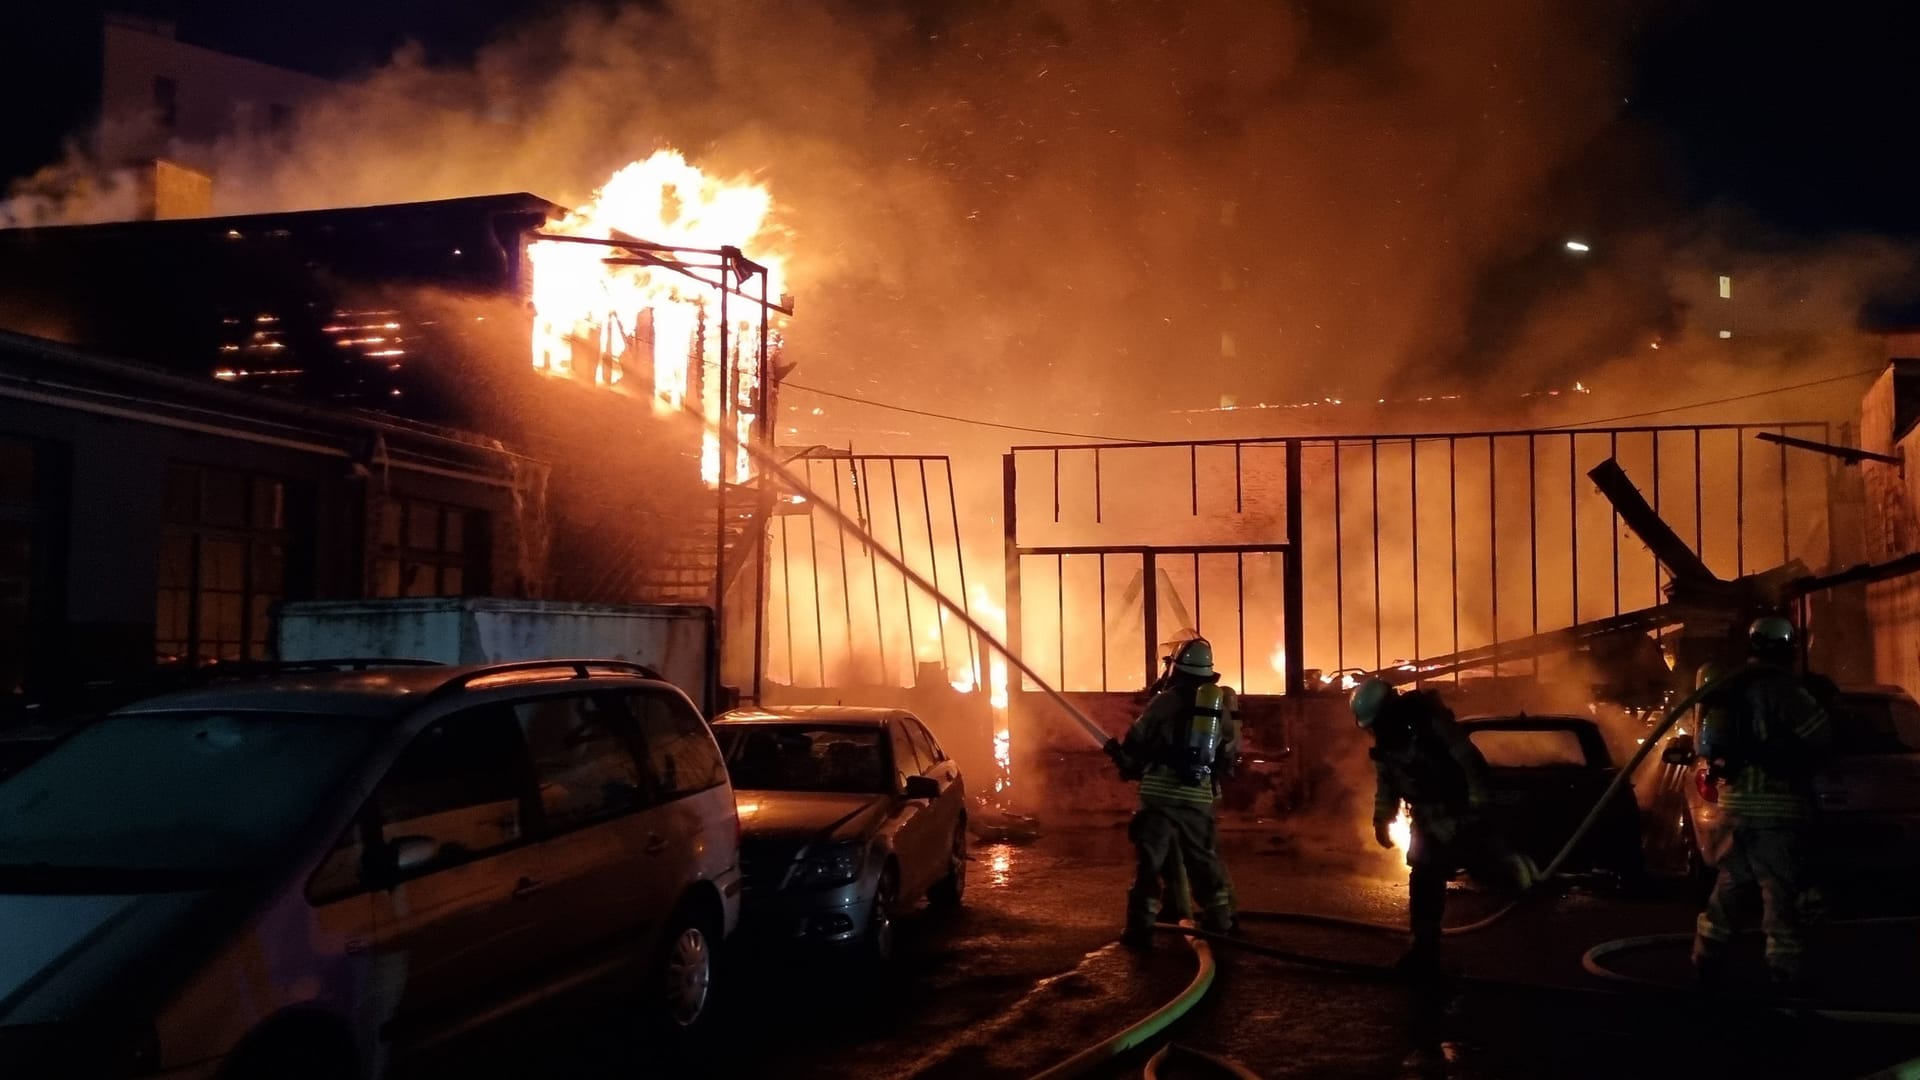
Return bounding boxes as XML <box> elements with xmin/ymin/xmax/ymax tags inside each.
<box><xmin>1587</xmin><ymin>458</ymin><xmax>1717</xmax><ymax>584</ymax></box>
<box><xmin>1755</xmin><ymin>430</ymin><xmax>1902</xmax><ymax>468</ymax></box>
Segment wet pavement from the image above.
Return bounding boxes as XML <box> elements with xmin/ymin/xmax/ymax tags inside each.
<box><xmin>423</xmin><ymin>824</ymin><xmax>1920</xmax><ymax>1079</ymax></box>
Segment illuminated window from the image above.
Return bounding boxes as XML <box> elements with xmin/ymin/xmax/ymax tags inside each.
<box><xmin>371</xmin><ymin>497</ymin><xmax>489</xmax><ymax>598</ymax></box>
<box><xmin>1718</xmin><ymin>275</ymin><xmax>1732</xmax><ymax>299</ymax></box>
<box><xmin>156</xmin><ymin>465</ymin><xmax>292</xmax><ymax>664</ymax></box>
<box><xmin>1719</xmin><ymin>330</ymin><xmax>1732</xmax><ymax>339</ymax></box>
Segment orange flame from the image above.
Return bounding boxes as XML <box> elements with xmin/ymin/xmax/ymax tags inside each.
<box><xmin>527</xmin><ymin>150</ymin><xmax>785</xmax><ymax>486</ymax></box>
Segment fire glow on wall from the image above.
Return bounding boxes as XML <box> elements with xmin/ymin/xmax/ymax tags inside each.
<box><xmin>527</xmin><ymin>150</ymin><xmax>789</xmax><ymax>486</ymax></box>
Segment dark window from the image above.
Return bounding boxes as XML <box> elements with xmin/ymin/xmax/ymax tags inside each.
<box><xmin>715</xmin><ymin>725</ymin><xmax>888</xmax><ymax>795</ymax></box>
<box><xmin>370</xmin><ymin>710</ymin><xmax>530</xmax><ymax>880</ymax></box>
<box><xmin>156</xmin><ymin>464</ymin><xmax>293</xmax><ymax>664</ymax></box>
<box><xmin>888</xmin><ymin>724</ymin><xmax>917</xmax><ymax>789</ymax></box>
<box><xmin>371</xmin><ymin>496</ymin><xmax>487</xmax><ymax>599</ymax></box>
<box><xmin>904</xmin><ymin>718</ymin><xmax>941</xmax><ymax>771</ymax></box>
<box><xmin>630</xmin><ymin>690</ymin><xmax>727</xmax><ymax>800</ymax></box>
<box><xmin>307</xmin><ymin>820</ymin><xmax>371</xmax><ymax>905</ymax></box>
<box><xmin>153</xmin><ymin>76</ymin><xmax>178</xmax><ymax>128</ymax></box>
<box><xmin>515</xmin><ymin>694</ymin><xmax>645</xmax><ymax>831</ymax></box>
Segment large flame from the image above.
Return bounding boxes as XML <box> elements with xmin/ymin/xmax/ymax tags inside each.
<box><xmin>528</xmin><ymin>150</ymin><xmax>785</xmax><ymax>486</ymax></box>
<box><xmin>1389</xmin><ymin>803</ymin><xmax>1412</xmax><ymax>866</ymax></box>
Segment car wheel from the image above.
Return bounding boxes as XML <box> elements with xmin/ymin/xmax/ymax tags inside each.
<box><xmin>929</xmin><ymin>822</ymin><xmax>967</xmax><ymax>909</ymax></box>
<box><xmin>654</xmin><ymin>904</ymin><xmax>718</xmax><ymax>1036</ymax></box>
<box><xmin>865</xmin><ymin>865</ymin><xmax>899</xmax><ymax>965</ymax></box>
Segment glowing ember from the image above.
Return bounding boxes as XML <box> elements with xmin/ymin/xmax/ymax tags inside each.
<box><xmin>992</xmin><ymin>725</ymin><xmax>1012</xmax><ymax>793</ymax></box>
<box><xmin>527</xmin><ymin>149</ymin><xmax>786</xmax><ymax>486</ymax></box>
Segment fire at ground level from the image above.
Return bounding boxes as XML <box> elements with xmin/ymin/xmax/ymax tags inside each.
<box><xmin>411</xmin><ymin>827</ymin><xmax>1920</xmax><ymax>1080</ymax></box>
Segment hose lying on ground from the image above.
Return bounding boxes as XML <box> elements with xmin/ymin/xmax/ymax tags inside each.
<box><xmin>1143</xmin><ymin>1044</ymin><xmax>1261</xmax><ymax>1080</ymax></box>
<box><xmin>1024</xmin><ymin>925</ymin><xmax>1218</xmax><ymax>1080</ymax></box>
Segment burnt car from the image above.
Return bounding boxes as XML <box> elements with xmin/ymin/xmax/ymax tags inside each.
<box><xmin>1658</xmin><ymin>684</ymin><xmax>1920</xmax><ymax>886</ymax></box>
<box><xmin>1456</xmin><ymin>714</ymin><xmax>1645</xmax><ymax>881</ymax></box>
<box><xmin>712</xmin><ymin>707</ymin><xmax>966</xmax><ymax>963</ymax></box>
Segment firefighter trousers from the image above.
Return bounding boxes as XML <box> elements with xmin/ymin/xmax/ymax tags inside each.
<box><xmin>1407</xmin><ymin>815</ymin><xmax>1527</xmax><ymax>950</ymax></box>
<box><xmin>1127</xmin><ymin>804</ymin><xmax>1234</xmax><ymax>934</ymax></box>
<box><xmin>1693</xmin><ymin>822</ymin><xmax>1809</xmax><ymax>978</ymax></box>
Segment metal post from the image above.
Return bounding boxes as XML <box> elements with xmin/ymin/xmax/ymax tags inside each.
<box><xmin>805</xmin><ymin>460</ymin><xmax>826</xmax><ymax>688</ymax></box>
<box><xmin>860</xmin><ymin>461</ymin><xmax>888</xmax><ymax>684</ymax></box>
<box><xmin>1236</xmin><ymin>552</ymin><xmax>1247</xmax><ymax>693</ymax></box>
<box><xmin>1192</xmin><ymin>553</ymin><xmax>1202</xmax><ymax>635</ymax></box>
<box><xmin>779</xmin><ymin>516</ymin><xmax>794</xmax><ymax>686</ymax></box>
<box><xmin>889</xmin><ymin>459</ymin><xmax>916</xmax><ymax>673</ymax></box>
<box><xmin>1411</xmin><ymin>439</ymin><xmax>1421</xmax><ymax>671</ymax></box>
<box><xmin>1737</xmin><ymin>428</ymin><xmax>1746</xmax><ymax>577</ymax></box>
<box><xmin>1099</xmin><ymin>554</ymin><xmax>1110</xmax><ymax>692</ymax></box>
<box><xmin>1610</xmin><ymin>432</ymin><xmax>1619</xmax><ymax>616</ymax></box>
<box><xmin>1569</xmin><ymin>433</ymin><xmax>1579</xmax><ymax>626</ymax></box>
<box><xmin>714</xmin><ymin>263</ymin><xmax>731</xmax><ymax>653</ymax></box>
<box><xmin>1002</xmin><ymin>453</ymin><xmax>1022</xmax><ymax>692</ymax></box>
<box><xmin>1284</xmin><ymin>440</ymin><xmax>1305</xmax><ymax>695</ymax></box>
<box><xmin>1779</xmin><ymin>426</ymin><xmax>1791</xmax><ymax>564</ymax></box>
<box><xmin>1142</xmin><ymin>552</ymin><xmax>1160</xmax><ymax>690</ymax></box>
<box><xmin>1372</xmin><ymin>438</ymin><xmax>1382</xmax><ymax>671</ymax></box>
<box><xmin>919</xmin><ymin>461</ymin><xmax>946</xmax><ymax>672</ymax></box>
<box><xmin>750</xmin><ymin>266</ymin><xmax>773</xmax><ymax>704</ymax></box>
<box><xmin>1490</xmin><ymin>438</ymin><xmax>1499</xmax><ymax>675</ymax></box>
<box><xmin>1052</xmin><ymin>449</ymin><xmax>1061</xmax><ymax>524</ymax></box>
<box><xmin>1190</xmin><ymin>445</ymin><xmax>1199</xmax><ymax>516</ymax></box>
<box><xmin>1057</xmin><ymin>553</ymin><xmax>1067</xmax><ymax>688</ymax></box>
<box><xmin>1529</xmin><ymin>434</ymin><xmax>1538</xmax><ymax>676</ymax></box>
<box><xmin>1652</xmin><ymin>432</ymin><xmax>1662</xmax><ymax>607</ymax></box>
<box><xmin>1449</xmin><ymin>437</ymin><xmax>1459</xmax><ymax>685</ymax></box>
<box><xmin>1094</xmin><ymin>448</ymin><xmax>1103</xmax><ymax>525</ymax></box>
<box><xmin>832</xmin><ymin>462</ymin><xmax>856</xmax><ymax>676</ymax></box>
<box><xmin>1335</xmin><ymin>442</ymin><xmax>1345</xmax><ymax>674</ymax></box>
<box><xmin>1234</xmin><ymin>442</ymin><xmax>1243</xmax><ymax>514</ymax></box>
<box><xmin>945</xmin><ymin>461</ymin><xmax>978</xmax><ymax>684</ymax></box>
<box><xmin>1694</xmin><ymin>429</ymin><xmax>1704</xmax><ymax>557</ymax></box>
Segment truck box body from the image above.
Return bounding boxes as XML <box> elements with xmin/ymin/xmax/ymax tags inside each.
<box><xmin>276</xmin><ymin>598</ymin><xmax>715</xmax><ymax>712</ymax></box>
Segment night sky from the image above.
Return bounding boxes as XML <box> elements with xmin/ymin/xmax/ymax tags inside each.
<box><xmin>8</xmin><ymin>2</ymin><xmax>1920</xmax><ymax>238</ymax></box>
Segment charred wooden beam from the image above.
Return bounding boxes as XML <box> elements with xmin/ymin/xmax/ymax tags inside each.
<box><xmin>1587</xmin><ymin>458</ymin><xmax>1717</xmax><ymax>584</ymax></box>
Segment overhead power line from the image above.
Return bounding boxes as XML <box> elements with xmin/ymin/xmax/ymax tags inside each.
<box><xmin>781</xmin><ymin>381</ymin><xmax>1145</xmax><ymax>442</ymax></box>
<box><xmin>1543</xmin><ymin>367</ymin><xmax>1884</xmax><ymax>430</ymax></box>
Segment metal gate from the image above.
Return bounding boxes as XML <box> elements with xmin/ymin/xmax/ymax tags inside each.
<box><xmin>1005</xmin><ymin>422</ymin><xmax>1833</xmax><ymax>695</ymax></box>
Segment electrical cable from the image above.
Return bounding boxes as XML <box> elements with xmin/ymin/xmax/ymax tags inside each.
<box><xmin>782</xmin><ymin>380</ymin><xmax>1148</xmax><ymax>443</ymax></box>
<box><xmin>1539</xmin><ymin>366</ymin><xmax>1884</xmax><ymax>430</ymax></box>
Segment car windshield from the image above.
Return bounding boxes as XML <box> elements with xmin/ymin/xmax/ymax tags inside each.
<box><xmin>1834</xmin><ymin>696</ymin><xmax>1920</xmax><ymax>754</ymax></box>
<box><xmin>0</xmin><ymin>712</ymin><xmax>375</xmax><ymax>888</ymax></box>
<box><xmin>717</xmin><ymin>725</ymin><xmax>890</xmax><ymax>794</ymax></box>
<box><xmin>1468</xmin><ymin>727</ymin><xmax>1590</xmax><ymax>768</ymax></box>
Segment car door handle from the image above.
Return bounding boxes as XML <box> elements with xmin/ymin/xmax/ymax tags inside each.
<box><xmin>644</xmin><ymin>835</ymin><xmax>669</xmax><ymax>855</ymax></box>
<box><xmin>512</xmin><ymin>876</ymin><xmax>544</xmax><ymax>900</ymax></box>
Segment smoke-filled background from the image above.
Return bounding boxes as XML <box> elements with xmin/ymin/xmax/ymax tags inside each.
<box><xmin>7</xmin><ymin>0</ymin><xmax>1915</xmax><ymax>432</ymax></box>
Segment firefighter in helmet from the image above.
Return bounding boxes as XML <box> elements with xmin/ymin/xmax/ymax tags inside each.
<box><xmin>1105</xmin><ymin>636</ymin><xmax>1240</xmax><ymax>947</ymax></box>
<box><xmin>1351</xmin><ymin>677</ymin><xmax>1536</xmax><ymax>973</ymax></box>
<box><xmin>1691</xmin><ymin>615</ymin><xmax>1831</xmax><ymax>991</ymax></box>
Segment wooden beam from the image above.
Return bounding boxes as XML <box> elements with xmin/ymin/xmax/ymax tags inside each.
<box><xmin>1587</xmin><ymin>458</ymin><xmax>1717</xmax><ymax>584</ymax></box>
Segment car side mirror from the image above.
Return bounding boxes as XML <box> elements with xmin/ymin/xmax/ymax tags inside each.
<box><xmin>389</xmin><ymin>835</ymin><xmax>441</xmax><ymax>874</ymax></box>
<box><xmin>1661</xmin><ymin>734</ymin><xmax>1696</xmax><ymax>766</ymax></box>
<box><xmin>904</xmin><ymin>775</ymin><xmax>941</xmax><ymax>800</ymax></box>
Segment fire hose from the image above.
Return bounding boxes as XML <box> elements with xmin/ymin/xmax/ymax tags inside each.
<box><xmin>726</xmin><ymin>427</ymin><xmax>1920</xmax><ymax>1079</ymax></box>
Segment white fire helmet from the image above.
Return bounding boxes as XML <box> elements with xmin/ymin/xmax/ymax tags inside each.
<box><xmin>1172</xmin><ymin>638</ymin><xmax>1215</xmax><ymax>677</ymax></box>
<box><xmin>1350</xmin><ymin>677</ymin><xmax>1393</xmax><ymax>728</ymax></box>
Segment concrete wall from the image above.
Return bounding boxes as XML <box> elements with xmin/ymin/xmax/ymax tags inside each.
<box><xmin>99</xmin><ymin>20</ymin><xmax>333</xmax><ymax>165</ymax></box>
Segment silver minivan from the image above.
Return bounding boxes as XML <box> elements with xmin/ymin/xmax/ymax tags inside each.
<box><xmin>0</xmin><ymin>660</ymin><xmax>742</xmax><ymax>1079</ymax></box>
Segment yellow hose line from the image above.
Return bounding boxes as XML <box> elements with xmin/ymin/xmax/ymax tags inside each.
<box><xmin>1026</xmin><ymin>928</ymin><xmax>1218</xmax><ymax>1080</ymax></box>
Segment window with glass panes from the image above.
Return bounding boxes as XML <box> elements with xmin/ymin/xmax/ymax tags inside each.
<box><xmin>371</xmin><ymin>497</ymin><xmax>487</xmax><ymax>598</ymax></box>
<box><xmin>156</xmin><ymin>465</ymin><xmax>289</xmax><ymax>664</ymax></box>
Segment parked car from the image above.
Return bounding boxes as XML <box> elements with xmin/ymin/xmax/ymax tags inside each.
<box><xmin>1659</xmin><ymin>684</ymin><xmax>1920</xmax><ymax>885</ymax></box>
<box><xmin>1455</xmin><ymin>715</ymin><xmax>1645</xmax><ymax>881</ymax></box>
<box><xmin>712</xmin><ymin>706</ymin><xmax>966</xmax><ymax>962</ymax></box>
<box><xmin>0</xmin><ymin>658</ymin><xmax>741</xmax><ymax>1079</ymax></box>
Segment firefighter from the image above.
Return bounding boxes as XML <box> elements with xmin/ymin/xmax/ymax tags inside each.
<box><xmin>1104</xmin><ymin>637</ymin><xmax>1240</xmax><ymax>948</ymax></box>
<box><xmin>1690</xmin><ymin>616</ymin><xmax>1832</xmax><ymax>991</ymax></box>
<box><xmin>1351</xmin><ymin>677</ymin><xmax>1537</xmax><ymax>973</ymax></box>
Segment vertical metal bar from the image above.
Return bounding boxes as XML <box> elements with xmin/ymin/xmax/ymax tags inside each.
<box><xmin>1449</xmin><ymin>437</ymin><xmax>1459</xmax><ymax>685</ymax></box>
<box><xmin>1652</xmin><ymin>432</ymin><xmax>1662</xmax><ymax>607</ymax></box>
<box><xmin>1002</xmin><ymin>454</ymin><xmax>1022</xmax><ymax>696</ymax></box>
<box><xmin>750</xmin><ymin>267</ymin><xmax>772</xmax><ymax>703</ymax></box>
<box><xmin>1737</xmin><ymin>428</ymin><xmax>1746</xmax><ymax>577</ymax></box>
<box><xmin>1236</xmin><ymin>552</ymin><xmax>1246</xmax><ymax>693</ymax></box>
<box><xmin>1052</xmin><ymin>449</ymin><xmax>1061</xmax><ymax>524</ymax></box>
<box><xmin>888</xmin><ymin>459</ymin><xmax>916</xmax><ymax>670</ymax></box>
<box><xmin>1190</xmin><ymin>444</ymin><xmax>1199</xmax><ymax>516</ymax></box>
<box><xmin>1094</xmin><ymin>448</ymin><xmax>1103</xmax><ymax>525</ymax></box>
<box><xmin>806</xmin><ymin>461</ymin><xmax>827</xmax><ymax>688</ymax></box>
<box><xmin>1778</xmin><ymin>425</ymin><xmax>1791</xmax><ymax>564</ymax></box>
<box><xmin>1234</xmin><ymin>443</ymin><xmax>1244</xmax><ymax>514</ymax></box>
<box><xmin>1371</xmin><ymin>438</ymin><xmax>1382</xmax><ymax>672</ymax></box>
<box><xmin>1610</xmin><ymin>432</ymin><xmax>1619</xmax><ymax>616</ymax></box>
<box><xmin>1409</xmin><ymin>439</ymin><xmax>1421</xmax><ymax>672</ymax></box>
<box><xmin>832</xmin><ymin>461</ymin><xmax>856</xmax><ymax>677</ymax></box>
<box><xmin>860</xmin><ymin>461</ymin><xmax>888</xmax><ymax>684</ymax></box>
<box><xmin>1284</xmin><ymin>440</ymin><xmax>1305</xmax><ymax>696</ymax></box>
<box><xmin>1490</xmin><ymin>438</ymin><xmax>1499</xmax><ymax>675</ymax></box>
<box><xmin>945</xmin><ymin>460</ymin><xmax>978</xmax><ymax>684</ymax></box>
<box><xmin>779</xmin><ymin>516</ymin><xmax>795</xmax><ymax>686</ymax></box>
<box><xmin>1334</xmin><ymin>442</ymin><xmax>1345</xmax><ymax>674</ymax></box>
<box><xmin>714</xmin><ymin>281</ymin><xmax>731</xmax><ymax>667</ymax></box>
<box><xmin>1569</xmin><ymin>433</ymin><xmax>1579</xmax><ymax>626</ymax></box>
<box><xmin>1142</xmin><ymin>552</ymin><xmax>1159</xmax><ymax>690</ymax></box>
<box><xmin>1057</xmin><ymin>553</ymin><xmax>1066</xmax><ymax>689</ymax></box>
<box><xmin>1099</xmin><ymin>554</ymin><xmax>1110</xmax><ymax>692</ymax></box>
<box><xmin>1694</xmin><ymin>429</ymin><xmax>1705</xmax><ymax>558</ymax></box>
<box><xmin>1528</xmin><ymin>434</ymin><xmax>1538</xmax><ymax>676</ymax></box>
<box><xmin>918</xmin><ymin>461</ymin><xmax>945</xmax><ymax>672</ymax></box>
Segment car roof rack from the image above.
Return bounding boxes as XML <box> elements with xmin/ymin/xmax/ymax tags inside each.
<box><xmin>426</xmin><ymin>659</ymin><xmax>664</xmax><ymax>700</ymax></box>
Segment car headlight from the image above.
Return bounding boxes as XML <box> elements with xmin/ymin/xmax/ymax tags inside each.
<box><xmin>791</xmin><ymin>842</ymin><xmax>866</xmax><ymax>888</ymax></box>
